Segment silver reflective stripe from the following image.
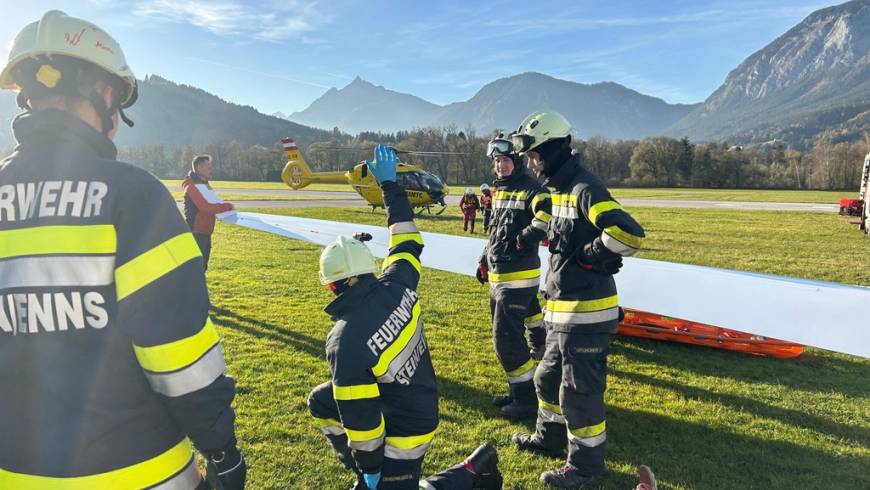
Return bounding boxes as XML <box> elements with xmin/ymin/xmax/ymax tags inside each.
<box><xmin>490</xmin><ymin>277</ymin><xmax>540</xmax><ymax>290</ymax></box>
<box><xmin>493</xmin><ymin>200</ymin><xmax>524</xmax><ymax>210</ymax></box>
<box><xmin>538</xmin><ymin>407</ymin><xmax>566</xmax><ymax>424</ymax></box>
<box><xmin>0</xmin><ymin>255</ymin><xmax>114</xmax><ymax>288</ymax></box>
<box><xmin>545</xmin><ymin>307</ymin><xmax>619</xmax><ymax>325</ymax></box>
<box><xmin>145</xmin><ymin>345</ymin><xmax>226</xmax><ymax>397</ymax></box>
<box><xmin>385</xmin><ymin>442</ymin><xmax>431</xmax><ymax>460</ymax></box>
<box><xmin>376</xmin><ymin>317</ymin><xmax>424</xmax><ymax>384</ymax></box>
<box><xmin>568</xmin><ymin>430</ymin><xmax>606</xmax><ymax>448</ymax></box>
<box><xmin>349</xmin><ymin>434</ymin><xmax>385</xmax><ymax>451</ymax></box>
<box><xmin>602</xmin><ymin>232</ymin><xmax>638</xmax><ymax>257</ymax></box>
<box><xmin>390</xmin><ymin>221</ymin><xmax>419</xmax><ymax>234</ymax></box>
<box><xmin>552</xmin><ymin>206</ymin><xmax>578</xmax><ymax>219</ymax></box>
<box><xmin>507</xmin><ymin>367</ymin><xmax>535</xmax><ymax>383</ymax></box>
<box><xmin>531</xmin><ymin>219</ymin><xmax>548</xmax><ymax>230</ymax></box>
<box><xmin>419</xmin><ymin>480</ymin><xmax>438</xmax><ymax>490</ymax></box>
<box><xmin>150</xmin><ymin>456</ymin><xmax>202</xmax><ymax>490</ymax></box>
<box><xmin>319</xmin><ymin>425</ymin><xmax>344</xmax><ymax>436</ymax></box>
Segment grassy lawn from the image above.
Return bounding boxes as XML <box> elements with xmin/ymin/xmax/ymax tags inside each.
<box><xmin>207</xmin><ymin>205</ymin><xmax>869</xmax><ymax>489</ymax></box>
<box><xmin>168</xmin><ymin>191</ymin><xmax>349</xmax><ymax>201</ymax></box>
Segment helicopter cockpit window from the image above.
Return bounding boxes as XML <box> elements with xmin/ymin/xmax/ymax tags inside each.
<box><xmin>418</xmin><ymin>172</ymin><xmax>443</xmax><ymax>191</ymax></box>
<box><xmin>398</xmin><ymin>173</ymin><xmax>423</xmax><ymax>190</ymax></box>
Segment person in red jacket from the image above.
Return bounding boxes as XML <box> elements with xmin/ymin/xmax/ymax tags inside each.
<box><xmin>182</xmin><ymin>154</ymin><xmax>234</xmax><ymax>270</ymax></box>
<box><xmin>460</xmin><ymin>187</ymin><xmax>481</xmax><ymax>233</ymax></box>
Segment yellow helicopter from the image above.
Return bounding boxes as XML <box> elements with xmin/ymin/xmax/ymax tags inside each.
<box><xmin>280</xmin><ymin>137</ymin><xmax>452</xmax><ymax>213</ymax></box>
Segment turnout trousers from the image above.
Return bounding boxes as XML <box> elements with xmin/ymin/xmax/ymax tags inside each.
<box><xmin>532</xmin><ymin>329</ymin><xmax>611</xmax><ymax>478</ymax></box>
<box><xmin>482</xmin><ymin>209</ymin><xmax>492</xmax><ymax>233</ymax></box>
<box><xmin>489</xmin><ymin>286</ymin><xmax>545</xmax><ymax>389</ymax></box>
<box><xmin>308</xmin><ymin>382</ymin><xmax>473</xmax><ymax>490</ymax></box>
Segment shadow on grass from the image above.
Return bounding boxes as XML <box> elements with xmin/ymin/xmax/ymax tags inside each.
<box><xmin>614</xmin><ymin>338</ymin><xmax>870</xmax><ymax>398</ymax></box>
<box><xmin>212</xmin><ymin>306</ymin><xmax>325</xmax><ymax>359</ymax></box>
<box><xmin>607</xmin><ymin>405</ymin><xmax>868</xmax><ymax>490</ymax></box>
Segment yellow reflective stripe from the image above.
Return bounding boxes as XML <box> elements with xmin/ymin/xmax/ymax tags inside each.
<box><xmin>551</xmin><ymin>194</ymin><xmax>577</xmax><ymax>207</ymax></box>
<box><xmin>372</xmin><ymin>302</ymin><xmax>421</xmax><ymax>377</ymax></box>
<box><xmin>312</xmin><ymin>416</ymin><xmax>341</xmax><ymax>428</ymax></box>
<box><xmin>526</xmin><ymin>311</ymin><xmax>544</xmax><ymax>323</ymax></box>
<box><xmin>507</xmin><ymin>358</ymin><xmax>536</xmax><ymax>377</ymax></box>
<box><xmin>489</xmin><ymin>268</ymin><xmax>540</xmax><ymax>282</ymax></box>
<box><xmin>385</xmin><ymin>429</ymin><xmax>437</xmax><ymax>449</ymax></box>
<box><xmin>0</xmin><ymin>225</ymin><xmax>116</xmax><ymax>259</ymax></box>
<box><xmin>546</xmin><ymin>295</ymin><xmax>618</xmax><ymax>313</ymax></box>
<box><xmin>382</xmin><ymin>252</ymin><xmax>421</xmax><ymax>274</ymax></box>
<box><xmin>494</xmin><ymin>190</ymin><xmax>529</xmax><ymax>201</ymax></box>
<box><xmin>345</xmin><ymin>416</ymin><xmax>385</xmax><ymax>442</ymax></box>
<box><xmin>115</xmin><ymin>233</ymin><xmax>201</xmax><ymax>301</ymax></box>
<box><xmin>604</xmin><ymin>226</ymin><xmax>643</xmax><ymax>249</ymax></box>
<box><xmin>539</xmin><ymin>399</ymin><xmax>563</xmax><ymax>415</ymax></box>
<box><xmin>571</xmin><ymin>421</ymin><xmax>606</xmax><ymax>438</ymax></box>
<box><xmin>588</xmin><ymin>201</ymin><xmax>622</xmax><ymax>227</ymax></box>
<box><xmin>535</xmin><ymin>210</ymin><xmax>552</xmax><ymax>222</ymax></box>
<box><xmin>0</xmin><ymin>438</ymin><xmax>194</xmax><ymax>490</ymax></box>
<box><xmin>333</xmin><ymin>383</ymin><xmax>380</xmax><ymax>400</ymax></box>
<box><xmin>134</xmin><ymin>318</ymin><xmax>220</xmax><ymax>373</ymax></box>
<box><xmin>388</xmin><ymin>232</ymin><xmax>424</xmax><ymax>248</ymax></box>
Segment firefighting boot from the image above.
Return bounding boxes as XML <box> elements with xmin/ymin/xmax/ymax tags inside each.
<box><xmin>539</xmin><ymin>464</ymin><xmax>599</xmax><ymax>488</ymax></box>
<box><xmin>462</xmin><ymin>443</ymin><xmax>502</xmax><ymax>489</ymax></box>
<box><xmin>511</xmin><ymin>433</ymin><xmax>566</xmax><ymax>458</ymax></box>
<box><xmin>491</xmin><ymin>394</ymin><xmax>512</xmax><ymax>407</ymax></box>
<box><xmin>500</xmin><ymin>381</ymin><xmax>536</xmax><ymax>419</ymax></box>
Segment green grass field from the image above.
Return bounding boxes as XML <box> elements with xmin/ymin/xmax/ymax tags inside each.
<box><xmin>168</xmin><ymin>191</ymin><xmax>347</xmax><ymax>201</ymax></box>
<box><xmin>161</xmin><ymin>180</ymin><xmax>847</xmax><ymax>204</ymax></box>
<box><xmin>206</xmin><ymin>205</ymin><xmax>869</xmax><ymax>489</ymax></box>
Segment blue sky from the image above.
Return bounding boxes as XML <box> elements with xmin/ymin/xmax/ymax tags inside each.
<box><xmin>2</xmin><ymin>0</ymin><xmax>829</xmax><ymax>115</ymax></box>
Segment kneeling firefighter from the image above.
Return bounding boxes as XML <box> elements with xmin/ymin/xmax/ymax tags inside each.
<box><xmin>308</xmin><ymin>145</ymin><xmax>502</xmax><ymax>489</ymax></box>
<box><xmin>475</xmin><ymin>134</ymin><xmax>551</xmax><ymax>418</ymax></box>
<box><xmin>509</xmin><ymin>111</ymin><xmax>645</xmax><ymax>488</ymax></box>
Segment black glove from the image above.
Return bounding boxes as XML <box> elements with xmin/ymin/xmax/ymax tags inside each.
<box><xmin>476</xmin><ymin>263</ymin><xmax>489</xmax><ymax>284</ymax></box>
<box><xmin>205</xmin><ymin>444</ymin><xmax>247</xmax><ymax>490</ymax></box>
<box><xmin>578</xmin><ymin>241</ymin><xmax>623</xmax><ymax>275</ymax></box>
<box><xmin>515</xmin><ymin>236</ymin><xmax>535</xmax><ymax>255</ymax></box>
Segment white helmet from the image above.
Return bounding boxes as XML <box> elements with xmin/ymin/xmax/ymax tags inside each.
<box><xmin>1</xmin><ymin>10</ymin><xmax>138</xmax><ymax>108</ymax></box>
<box><xmin>319</xmin><ymin>235</ymin><xmax>379</xmax><ymax>284</ymax></box>
<box><xmin>480</xmin><ymin>183</ymin><xmax>490</xmax><ymax>192</ymax></box>
<box><xmin>465</xmin><ymin>187</ymin><xmax>474</xmax><ymax>195</ymax></box>
<box><xmin>512</xmin><ymin>111</ymin><xmax>572</xmax><ymax>153</ymax></box>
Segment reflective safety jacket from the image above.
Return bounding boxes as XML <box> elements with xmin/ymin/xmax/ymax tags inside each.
<box><xmin>544</xmin><ymin>153</ymin><xmax>645</xmax><ymax>333</ymax></box>
<box><xmin>320</xmin><ymin>181</ymin><xmax>438</xmax><ymax>473</ymax></box>
<box><xmin>479</xmin><ymin>169</ymin><xmax>551</xmax><ymax>291</ymax></box>
<box><xmin>0</xmin><ymin>110</ymin><xmax>237</xmax><ymax>489</ymax></box>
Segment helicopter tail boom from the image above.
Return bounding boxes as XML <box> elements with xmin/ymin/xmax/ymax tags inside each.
<box><xmin>280</xmin><ymin>138</ymin><xmax>346</xmax><ymax>189</ymax></box>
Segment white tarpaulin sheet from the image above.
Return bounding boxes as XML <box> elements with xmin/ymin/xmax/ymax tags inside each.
<box><xmin>223</xmin><ymin>212</ymin><xmax>870</xmax><ymax>359</ymax></box>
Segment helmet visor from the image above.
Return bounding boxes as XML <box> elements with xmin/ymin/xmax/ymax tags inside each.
<box><xmin>511</xmin><ymin>133</ymin><xmax>535</xmax><ymax>153</ymax></box>
<box><xmin>486</xmin><ymin>138</ymin><xmax>513</xmax><ymax>158</ymax></box>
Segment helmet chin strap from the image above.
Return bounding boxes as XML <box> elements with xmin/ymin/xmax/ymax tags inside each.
<box><xmin>88</xmin><ymin>88</ymin><xmax>134</xmax><ymax>136</ymax></box>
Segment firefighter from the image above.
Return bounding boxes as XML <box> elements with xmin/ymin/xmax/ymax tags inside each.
<box><xmin>479</xmin><ymin>184</ymin><xmax>493</xmax><ymax>233</ymax></box>
<box><xmin>509</xmin><ymin>111</ymin><xmax>645</xmax><ymax>488</ymax></box>
<box><xmin>0</xmin><ymin>10</ymin><xmax>244</xmax><ymax>490</ymax></box>
<box><xmin>460</xmin><ymin>186</ymin><xmax>481</xmax><ymax>233</ymax></box>
<box><xmin>307</xmin><ymin>144</ymin><xmax>502</xmax><ymax>489</ymax></box>
<box><xmin>475</xmin><ymin>134</ymin><xmax>551</xmax><ymax>419</ymax></box>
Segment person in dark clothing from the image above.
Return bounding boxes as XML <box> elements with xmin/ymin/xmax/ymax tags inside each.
<box><xmin>475</xmin><ymin>135</ymin><xmax>551</xmax><ymax>419</ymax></box>
<box><xmin>0</xmin><ymin>10</ymin><xmax>244</xmax><ymax>489</ymax></box>
<box><xmin>509</xmin><ymin>111</ymin><xmax>645</xmax><ymax>489</ymax></box>
<box><xmin>479</xmin><ymin>184</ymin><xmax>493</xmax><ymax>233</ymax></box>
<box><xmin>182</xmin><ymin>154</ymin><xmax>234</xmax><ymax>271</ymax></box>
<box><xmin>308</xmin><ymin>144</ymin><xmax>502</xmax><ymax>490</ymax></box>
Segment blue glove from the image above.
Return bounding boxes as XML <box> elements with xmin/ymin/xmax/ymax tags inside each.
<box><xmin>363</xmin><ymin>471</ymin><xmax>381</xmax><ymax>489</ymax></box>
<box><xmin>367</xmin><ymin>144</ymin><xmax>397</xmax><ymax>183</ymax></box>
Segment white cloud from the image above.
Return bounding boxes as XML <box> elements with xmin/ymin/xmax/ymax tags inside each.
<box><xmin>133</xmin><ymin>0</ymin><xmax>329</xmax><ymax>41</ymax></box>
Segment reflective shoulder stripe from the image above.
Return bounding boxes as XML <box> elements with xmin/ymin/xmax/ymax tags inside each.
<box><xmin>489</xmin><ymin>268</ymin><xmax>540</xmax><ymax>282</ymax></box>
<box><xmin>134</xmin><ymin>317</ymin><xmax>220</xmax><ymax>373</ymax></box>
<box><xmin>546</xmin><ymin>296</ymin><xmax>618</xmax><ymax>313</ymax></box>
<box><xmin>0</xmin><ymin>224</ymin><xmax>116</xmax><ymax>259</ymax></box>
<box><xmin>531</xmin><ymin>192</ymin><xmax>550</xmax><ymax>210</ymax></box>
<box><xmin>143</xmin><ymin>344</ymin><xmax>226</xmax><ymax>397</ymax></box>
<box><xmin>603</xmin><ymin>226</ymin><xmax>643</xmax><ymax>251</ymax></box>
<box><xmin>372</xmin><ymin>301</ymin><xmax>421</xmax><ymax>377</ymax></box>
<box><xmin>115</xmin><ymin>233</ymin><xmax>201</xmax><ymax>301</ymax></box>
<box><xmin>0</xmin><ymin>256</ymin><xmax>114</xmax><ymax>289</ymax></box>
<box><xmin>587</xmin><ymin>201</ymin><xmax>622</xmax><ymax>227</ymax></box>
<box><xmin>0</xmin><ymin>438</ymin><xmax>198</xmax><ymax>490</ymax></box>
<box><xmin>388</xmin><ymin>232</ymin><xmax>424</xmax><ymax>249</ymax></box>
<box><xmin>390</xmin><ymin>221</ymin><xmax>419</xmax><ymax>234</ymax></box>
<box><xmin>382</xmin><ymin>252</ymin><xmax>421</xmax><ymax>274</ymax></box>
<box><xmin>345</xmin><ymin>416</ymin><xmax>386</xmax><ymax>443</ymax></box>
<box><xmin>333</xmin><ymin>383</ymin><xmax>380</xmax><ymax>400</ymax></box>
